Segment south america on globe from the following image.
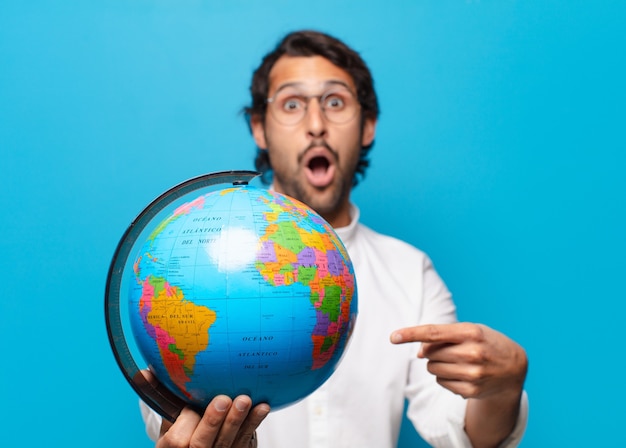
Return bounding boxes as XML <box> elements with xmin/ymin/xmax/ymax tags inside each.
<box><xmin>107</xmin><ymin>171</ymin><xmax>358</xmax><ymax>418</ymax></box>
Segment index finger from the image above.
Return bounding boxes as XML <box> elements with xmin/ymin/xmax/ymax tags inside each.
<box><xmin>390</xmin><ymin>323</ymin><xmax>479</xmax><ymax>344</ymax></box>
<box><xmin>190</xmin><ymin>395</ymin><xmax>235</xmax><ymax>446</ymax></box>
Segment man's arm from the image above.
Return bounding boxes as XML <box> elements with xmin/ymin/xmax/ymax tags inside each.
<box><xmin>391</xmin><ymin>323</ymin><xmax>528</xmax><ymax>448</ymax></box>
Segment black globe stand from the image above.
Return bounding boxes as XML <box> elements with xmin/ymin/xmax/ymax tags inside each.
<box><xmin>104</xmin><ymin>170</ymin><xmax>260</xmax><ymax>423</ymax></box>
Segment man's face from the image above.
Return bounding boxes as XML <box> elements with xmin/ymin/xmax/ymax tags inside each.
<box><xmin>251</xmin><ymin>55</ymin><xmax>376</xmax><ymax>227</ymax></box>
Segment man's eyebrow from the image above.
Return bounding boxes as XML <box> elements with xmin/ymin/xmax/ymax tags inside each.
<box><xmin>272</xmin><ymin>80</ymin><xmax>352</xmax><ymax>95</ymax></box>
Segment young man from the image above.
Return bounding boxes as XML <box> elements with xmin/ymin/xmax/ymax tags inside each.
<box><xmin>142</xmin><ymin>30</ymin><xmax>529</xmax><ymax>448</ymax></box>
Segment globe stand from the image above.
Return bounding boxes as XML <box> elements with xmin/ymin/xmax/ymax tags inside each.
<box><xmin>104</xmin><ymin>170</ymin><xmax>260</xmax><ymax>422</ymax></box>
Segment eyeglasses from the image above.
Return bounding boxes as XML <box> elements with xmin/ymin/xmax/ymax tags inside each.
<box><xmin>266</xmin><ymin>86</ymin><xmax>360</xmax><ymax>125</ymax></box>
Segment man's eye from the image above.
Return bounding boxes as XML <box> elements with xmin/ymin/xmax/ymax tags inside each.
<box><xmin>282</xmin><ymin>98</ymin><xmax>304</xmax><ymax>112</ymax></box>
<box><xmin>324</xmin><ymin>95</ymin><xmax>345</xmax><ymax>109</ymax></box>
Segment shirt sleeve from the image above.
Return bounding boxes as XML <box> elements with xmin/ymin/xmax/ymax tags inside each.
<box><xmin>139</xmin><ymin>400</ymin><xmax>162</xmax><ymax>443</ymax></box>
<box><xmin>404</xmin><ymin>255</ymin><xmax>529</xmax><ymax>447</ymax></box>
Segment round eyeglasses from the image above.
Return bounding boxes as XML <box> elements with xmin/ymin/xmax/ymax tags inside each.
<box><xmin>266</xmin><ymin>86</ymin><xmax>360</xmax><ymax>125</ymax></box>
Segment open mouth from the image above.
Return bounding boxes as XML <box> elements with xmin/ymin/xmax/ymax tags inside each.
<box><xmin>303</xmin><ymin>149</ymin><xmax>335</xmax><ymax>188</ymax></box>
<box><xmin>309</xmin><ymin>156</ymin><xmax>330</xmax><ymax>177</ymax></box>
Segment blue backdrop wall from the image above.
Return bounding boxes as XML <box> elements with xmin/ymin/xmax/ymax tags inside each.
<box><xmin>1</xmin><ymin>1</ymin><xmax>624</xmax><ymax>447</ymax></box>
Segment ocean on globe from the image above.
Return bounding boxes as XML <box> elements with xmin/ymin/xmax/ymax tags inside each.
<box><xmin>128</xmin><ymin>184</ymin><xmax>357</xmax><ymax>412</ymax></box>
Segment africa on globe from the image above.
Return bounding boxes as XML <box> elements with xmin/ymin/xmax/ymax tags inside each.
<box><xmin>105</xmin><ymin>171</ymin><xmax>357</xmax><ymax>419</ymax></box>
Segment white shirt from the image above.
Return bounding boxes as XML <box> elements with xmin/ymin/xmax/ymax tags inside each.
<box><xmin>141</xmin><ymin>205</ymin><xmax>528</xmax><ymax>447</ymax></box>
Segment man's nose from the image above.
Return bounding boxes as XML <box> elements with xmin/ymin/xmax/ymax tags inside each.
<box><xmin>304</xmin><ymin>98</ymin><xmax>327</xmax><ymax>138</ymax></box>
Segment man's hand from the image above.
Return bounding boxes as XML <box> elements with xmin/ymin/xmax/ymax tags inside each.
<box><xmin>142</xmin><ymin>370</ymin><xmax>271</xmax><ymax>448</ymax></box>
<box><xmin>390</xmin><ymin>323</ymin><xmax>527</xmax><ymax>399</ymax></box>
<box><xmin>390</xmin><ymin>323</ymin><xmax>527</xmax><ymax>447</ymax></box>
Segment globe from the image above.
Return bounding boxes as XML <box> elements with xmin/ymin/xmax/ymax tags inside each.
<box><xmin>105</xmin><ymin>171</ymin><xmax>357</xmax><ymax>421</ymax></box>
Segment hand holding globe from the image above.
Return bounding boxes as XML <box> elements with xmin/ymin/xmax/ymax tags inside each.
<box><xmin>139</xmin><ymin>369</ymin><xmax>269</xmax><ymax>448</ymax></box>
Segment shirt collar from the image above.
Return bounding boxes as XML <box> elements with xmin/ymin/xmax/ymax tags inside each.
<box><xmin>334</xmin><ymin>203</ymin><xmax>359</xmax><ymax>247</ymax></box>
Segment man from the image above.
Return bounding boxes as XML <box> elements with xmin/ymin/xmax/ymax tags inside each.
<box><xmin>141</xmin><ymin>30</ymin><xmax>529</xmax><ymax>447</ymax></box>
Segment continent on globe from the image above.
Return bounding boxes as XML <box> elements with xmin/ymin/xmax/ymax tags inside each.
<box><xmin>256</xmin><ymin>194</ymin><xmax>355</xmax><ymax>370</ymax></box>
<box><xmin>138</xmin><ymin>275</ymin><xmax>217</xmax><ymax>398</ymax></box>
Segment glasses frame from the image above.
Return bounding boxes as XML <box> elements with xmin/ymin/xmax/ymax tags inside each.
<box><xmin>265</xmin><ymin>87</ymin><xmax>360</xmax><ymax>125</ymax></box>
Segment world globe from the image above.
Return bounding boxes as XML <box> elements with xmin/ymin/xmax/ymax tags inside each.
<box><xmin>105</xmin><ymin>171</ymin><xmax>358</xmax><ymax>421</ymax></box>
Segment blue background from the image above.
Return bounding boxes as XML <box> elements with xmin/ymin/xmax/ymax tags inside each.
<box><xmin>1</xmin><ymin>1</ymin><xmax>624</xmax><ymax>446</ymax></box>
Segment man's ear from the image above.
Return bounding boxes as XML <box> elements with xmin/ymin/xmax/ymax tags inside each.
<box><xmin>250</xmin><ymin>115</ymin><xmax>268</xmax><ymax>150</ymax></box>
<box><xmin>361</xmin><ymin>117</ymin><xmax>377</xmax><ymax>147</ymax></box>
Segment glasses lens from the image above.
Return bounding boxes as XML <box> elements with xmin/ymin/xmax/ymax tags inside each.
<box><xmin>320</xmin><ymin>88</ymin><xmax>358</xmax><ymax>124</ymax></box>
<box><xmin>270</xmin><ymin>91</ymin><xmax>307</xmax><ymax>125</ymax></box>
<box><xmin>268</xmin><ymin>87</ymin><xmax>359</xmax><ymax>125</ymax></box>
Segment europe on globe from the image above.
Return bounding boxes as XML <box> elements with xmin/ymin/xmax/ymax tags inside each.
<box><xmin>105</xmin><ymin>171</ymin><xmax>357</xmax><ymax>419</ymax></box>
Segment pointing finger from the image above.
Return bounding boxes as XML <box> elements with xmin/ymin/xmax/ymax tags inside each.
<box><xmin>390</xmin><ymin>323</ymin><xmax>483</xmax><ymax>345</ymax></box>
